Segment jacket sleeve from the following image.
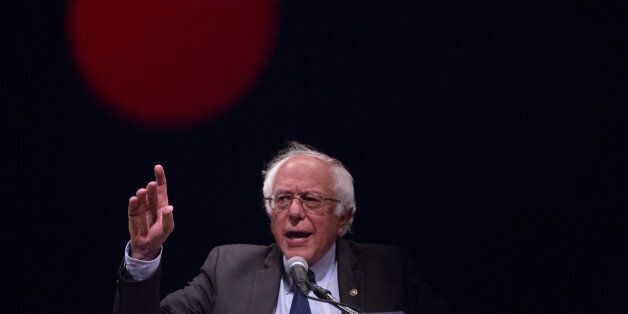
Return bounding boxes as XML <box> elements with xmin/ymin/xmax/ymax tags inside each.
<box><xmin>158</xmin><ymin>247</ymin><xmax>220</xmax><ymax>313</ymax></box>
<box><xmin>112</xmin><ymin>247</ymin><xmax>220</xmax><ymax>314</ymax></box>
<box><xmin>113</xmin><ymin>259</ymin><xmax>163</xmax><ymax>314</ymax></box>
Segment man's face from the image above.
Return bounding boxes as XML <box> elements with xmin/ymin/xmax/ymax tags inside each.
<box><xmin>269</xmin><ymin>155</ymin><xmax>350</xmax><ymax>266</ymax></box>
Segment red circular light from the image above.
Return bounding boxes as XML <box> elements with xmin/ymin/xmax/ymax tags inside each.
<box><xmin>67</xmin><ymin>0</ymin><xmax>278</xmax><ymax>128</ymax></box>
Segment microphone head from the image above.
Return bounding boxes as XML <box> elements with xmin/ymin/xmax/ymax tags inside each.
<box><xmin>286</xmin><ymin>256</ymin><xmax>310</xmax><ymax>295</ymax></box>
<box><xmin>286</xmin><ymin>256</ymin><xmax>308</xmax><ymax>271</ymax></box>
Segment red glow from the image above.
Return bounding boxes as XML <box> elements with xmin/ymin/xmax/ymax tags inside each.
<box><xmin>67</xmin><ymin>0</ymin><xmax>278</xmax><ymax>128</ymax></box>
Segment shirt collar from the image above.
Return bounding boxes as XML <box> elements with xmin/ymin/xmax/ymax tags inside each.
<box><xmin>282</xmin><ymin>243</ymin><xmax>337</xmax><ymax>292</ymax></box>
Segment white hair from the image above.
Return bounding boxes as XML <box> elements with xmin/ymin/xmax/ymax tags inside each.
<box><xmin>262</xmin><ymin>141</ymin><xmax>356</xmax><ymax>236</ymax></box>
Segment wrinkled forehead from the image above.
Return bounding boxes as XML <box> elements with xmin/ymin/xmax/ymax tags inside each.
<box><xmin>273</xmin><ymin>155</ymin><xmax>335</xmax><ymax>192</ymax></box>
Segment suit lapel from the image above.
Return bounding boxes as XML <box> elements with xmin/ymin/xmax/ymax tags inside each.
<box><xmin>251</xmin><ymin>245</ymin><xmax>283</xmax><ymax>313</ymax></box>
<box><xmin>337</xmin><ymin>239</ymin><xmax>363</xmax><ymax>309</ymax></box>
<box><xmin>249</xmin><ymin>240</ymin><xmax>365</xmax><ymax>312</ymax></box>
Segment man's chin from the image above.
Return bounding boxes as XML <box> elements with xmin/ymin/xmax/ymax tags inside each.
<box><xmin>280</xmin><ymin>247</ymin><xmax>313</xmax><ymax>262</ymax></box>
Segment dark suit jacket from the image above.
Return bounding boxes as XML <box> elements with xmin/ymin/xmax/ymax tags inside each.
<box><xmin>114</xmin><ymin>239</ymin><xmax>454</xmax><ymax>313</ymax></box>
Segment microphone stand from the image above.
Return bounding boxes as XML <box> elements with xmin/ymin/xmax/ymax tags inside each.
<box><xmin>311</xmin><ymin>286</ymin><xmax>360</xmax><ymax>314</ymax></box>
<box><xmin>307</xmin><ymin>270</ymin><xmax>363</xmax><ymax>314</ymax></box>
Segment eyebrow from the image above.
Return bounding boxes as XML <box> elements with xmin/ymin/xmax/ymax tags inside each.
<box><xmin>274</xmin><ymin>190</ymin><xmax>324</xmax><ymax>195</ymax></box>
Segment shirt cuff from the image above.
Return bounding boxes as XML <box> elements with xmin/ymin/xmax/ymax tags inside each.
<box><xmin>124</xmin><ymin>241</ymin><xmax>162</xmax><ymax>281</ymax></box>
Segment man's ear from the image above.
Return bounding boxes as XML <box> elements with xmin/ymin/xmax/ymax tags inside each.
<box><xmin>337</xmin><ymin>208</ymin><xmax>354</xmax><ymax>234</ymax></box>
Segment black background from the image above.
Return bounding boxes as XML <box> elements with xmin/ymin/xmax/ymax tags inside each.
<box><xmin>8</xmin><ymin>1</ymin><xmax>627</xmax><ymax>313</ymax></box>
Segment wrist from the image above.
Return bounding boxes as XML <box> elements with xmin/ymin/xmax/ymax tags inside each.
<box><xmin>130</xmin><ymin>246</ymin><xmax>160</xmax><ymax>261</ymax></box>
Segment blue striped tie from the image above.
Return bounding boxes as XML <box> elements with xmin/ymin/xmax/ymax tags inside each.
<box><xmin>289</xmin><ymin>290</ymin><xmax>311</xmax><ymax>314</ymax></box>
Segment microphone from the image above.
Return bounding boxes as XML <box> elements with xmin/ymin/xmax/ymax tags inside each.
<box><xmin>286</xmin><ymin>256</ymin><xmax>310</xmax><ymax>295</ymax></box>
<box><xmin>287</xmin><ymin>257</ymin><xmax>363</xmax><ymax>314</ymax></box>
<box><xmin>307</xmin><ymin>269</ymin><xmax>362</xmax><ymax>314</ymax></box>
<box><xmin>307</xmin><ymin>269</ymin><xmax>332</xmax><ymax>299</ymax></box>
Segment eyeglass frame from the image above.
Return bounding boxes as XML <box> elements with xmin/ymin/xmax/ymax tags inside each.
<box><xmin>264</xmin><ymin>192</ymin><xmax>341</xmax><ymax>213</ymax></box>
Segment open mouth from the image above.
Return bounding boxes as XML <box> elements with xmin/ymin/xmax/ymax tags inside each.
<box><xmin>285</xmin><ymin>231</ymin><xmax>313</xmax><ymax>242</ymax></box>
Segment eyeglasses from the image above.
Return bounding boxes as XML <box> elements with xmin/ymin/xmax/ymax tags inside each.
<box><xmin>265</xmin><ymin>192</ymin><xmax>340</xmax><ymax>213</ymax></box>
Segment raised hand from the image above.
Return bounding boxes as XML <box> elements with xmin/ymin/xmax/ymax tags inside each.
<box><xmin>127</xmin><ymin>164</ymin><xmax>174</xmax><ymax>260</ymax></box>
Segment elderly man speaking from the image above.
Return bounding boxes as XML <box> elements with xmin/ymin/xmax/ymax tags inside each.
<box><xmin>114</xmin><ymin>142</ymin><xmax>455</xmax><ymax>314</ymax></box>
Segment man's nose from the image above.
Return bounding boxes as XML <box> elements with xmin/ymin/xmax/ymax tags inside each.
<box><xmin>287</xmin><ymin>197</ymin><xmax>306</xmax><ymax>219</ymax></box>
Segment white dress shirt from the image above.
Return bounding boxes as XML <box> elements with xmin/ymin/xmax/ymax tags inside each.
<box><xmin>274</xmin><ymin>243</ymin><xmax>341</xmax><ymax>314</ymax></box>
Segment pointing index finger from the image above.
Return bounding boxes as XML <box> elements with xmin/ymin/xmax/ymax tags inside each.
<box><xmin>154</xmin><ymin>164</ymin><xmax>167</xmax><ymax>186</ymax></box>
<box><xmin>154</xmin><ymin>164</ymin><xmax>169</xmax><ymax>207</ymax></box>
